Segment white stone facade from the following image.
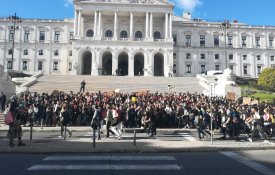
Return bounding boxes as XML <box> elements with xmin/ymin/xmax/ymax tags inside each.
<box><xmin>0</xmin><ymin>0</ymin><xmax>274</xmax><ymax>78</ymax></box>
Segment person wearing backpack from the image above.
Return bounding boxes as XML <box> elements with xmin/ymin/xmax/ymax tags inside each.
<box><xmin>106</xmin><ymin>105</ymin><xmax>115</xmax><ymax>138</ymax></box>
<box><xmin>91</xmin><ymin>105</ymin><xmax>101</xmax><ymax>140</ymax></box>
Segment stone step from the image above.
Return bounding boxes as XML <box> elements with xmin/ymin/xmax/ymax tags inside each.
<box><xmin>28</xmin><ymin>75</ymin><xmax>204</xmax><ymax>94</ymax></box>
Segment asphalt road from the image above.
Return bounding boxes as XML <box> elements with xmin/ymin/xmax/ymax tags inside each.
<box><xmin>0</xmin><ymin>151</ymin><xmax>275</xmax><ymax>175</ymax></box>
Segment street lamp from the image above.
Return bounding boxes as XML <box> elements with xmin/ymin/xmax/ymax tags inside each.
<box><xmin>220</xmin><ymin>20</ymin><xmax>231</xmax><ymax>69</ymax></box>
<box><xmin>7</xmin><ymin>13</ymin><xmax>22</xmax><ymax>70</ymax></box>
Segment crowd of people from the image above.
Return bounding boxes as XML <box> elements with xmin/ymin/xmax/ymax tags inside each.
<box><xmin>2</xmin><ymin>87</ymin><xmax>275</xmax><ymax>146</ymax></box>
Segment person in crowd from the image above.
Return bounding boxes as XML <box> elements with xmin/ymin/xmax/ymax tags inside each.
<box><xmin>248</xmin><ymin>106</ymin><xmax>267</xmax><ymax>143</ymax></box>
<box><xmin>0</xmin><ymin>92</ymin><xmax>6</xmax><ymax>112</ymax></box>
<box><xmin>60</xmin><ymin>105</ymin><xmax>72</xmax><ymax>138</ymax></box>
<box><xmin>91</xmin><ymin>105</ymin><xmax>102</xmax><ymax>140</ymax></box>
<box><xmin>7</xmin><ymin>97</ymin><xmax>26</xmax><ymax>147</ymax></box>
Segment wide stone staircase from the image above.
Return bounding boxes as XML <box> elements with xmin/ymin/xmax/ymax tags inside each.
<box><xmin>0</xmin><ymin>113</ymin><xmax>5</xmax><ymax>126</ymax></box>
<box><xmin>28</xmin><ymin>75</ymin><xmax>204</xmax><ymax>94</ymax></box>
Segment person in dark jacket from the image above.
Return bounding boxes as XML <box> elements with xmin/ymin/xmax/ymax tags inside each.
<box><xmin>60</xmin><ymin>105</ymin><xmax>72</xmax><ymax>137</ymax></box>
<box><xmin>0</xmin><ymin>92</ymin><xmax>6</xmax><ymax>112</ymax></box>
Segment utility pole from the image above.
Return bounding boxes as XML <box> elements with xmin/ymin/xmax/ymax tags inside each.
<box><xmin>7</xmin><ymin>13</ymin><xmax>22</xmax><ymax>70</ymax></box>
<box><xmin>220</xmin><ymin>20</ymin><xmax>231</xmax><ymax>69</ymax></box>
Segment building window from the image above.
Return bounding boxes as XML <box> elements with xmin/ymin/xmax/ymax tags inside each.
<box><xmin>23</xmin><ymin>49</ymin><xmax>28</xmax><ymax>55</ymax></box>
<box><xmin>186</xmin><ymin>53</ymin><xmax>191</xmax><ymax>59</ymax></box>
<box><xmin>86</xmin><ymin>29</ymin><xmax>94</xmax><ymax>37</ymax></box>
<box><xmin>69</xmin><ymin>62</ymin><xmax>72</xmax><ymax>71</ymax></box>
<box><xmin>257</xmin><ymin>55</ymin><xmax>261</xmax><ymax>61</ymax></box>
<box><xmin>135</xmin><ymin>31</ymin><xmax>142</xmax><ymax>39</ymax></box>
<box><xmin>215</xmin><ymin>65</ymin><xmax>220</xmax><ymax>70</ymax></box>
<box><xmin>173</xmin><ymin>35</ymin><xmax>177</xmax><ymax>44</ymax></box>
<box><xmin>186</xmin><ymin>64</ymin><xmax>191</xmax><ymax>73</ymax></box>
<box><xmin>54</xmin><ymin>50</ymin><xmax>59</xmax><ymax>56</ymax></box>
<box><xmin>8</xmin><ymin>49</ymin><xmax>12</xmax><ymax>55</ymax></box>
<box><xmin>22</xmin><ymin>61</ymin><xmax>28</xmax><ymax>70</ymax></box>
<box><xmin>269</xmin><ymin>37</ymin><xmax>273</xmax><ymax>48</ymax></box>
<box><xmin>9</xmin><ymin>30</ymin><xmax>14</xmax><ymax>42</ymax></box>
<box><xmin>214</xmin><ymin>36</ymin><xmax>219</xmax><ymax>47</ymax></box>
<box><xmin>120</xmin><ymin>30</ymin><xmax>128</xmax><ymax>38</ymax></box>
<box><xmin>229</xmin><ymin>54</ymin><xmax>233</xmax><ymax>60</ymax></box>
<box><xmin>7</xmin><ymin>61</ymin><xmax>12</xmax><ymax>69</ymax></box>
<box><xmin>201</xmin><ymin>65</ymin><xmax>206</xmax><ymax>73</ymax></box>
<box><xmin>200</xmin><ymin>35</ymin><xmax>205</xmax><ymax>47</ymax></box>
<box><xmin>271</xmin><ymin>55</ymin><xmax>274</xmax><ymax>61</ymax></box>
<box><xmin>105</xmin><ymin>30</ymin><xmax>113</xmax><ymax>38</ymax></box>
<box><xmin>228</xmin><ymin>35</ymin><xmax>233</xmax><ymax>47</ymax></box>
<box><xmin>53</xmin><ymin>62</ymin><xmax>58</xmax><ymax>71</ymax></box>
<box><xmin>24</xmin><ymin>30</ymin><xmax>30</xmax><ymax>43</ymax></box>
<box><xmin>243</xmin><ymin>55</ymin><xmax>247</xmax><ymax>60</ymax></box>
<box><xmin>39</xmin><ymin>50</ymin><xmax>43</xmax><ymax>56</ymax></box>
<box><xmin>69</xmin><ymin>51</ymin><xmax>72</xmax><ymax>56</ymax></box>
<box><xmin>243</xmin><ymin>65</ymin><xmax>248</xmax><ymax>75</ymax></box>
<box><xmin>38</xmin><ymin>61</ymin><xmax>43</xmax><ymax>71</ymax></box>
<box><xmin>215</xmin><ymin>54</ymin><xmax>219</xmax><ymax>60</ymax></box>
<box><xmin>186</xmin><ymin>35</ymin><xmax>191</xmax><ymax>47</ymax></box>
<box><xmin>70</xmin><ymin>32</ymin><xmax>74</xmax><ymax>40</ymax></box>
<box><xmin>229</xmin><ymin>65</ymin><xmax>233</xmax><ymax>71</ymax></box>
<box><xmin>153</xmin><ymin>31</ymin><xmax>161</xmax><ymax>40</ymax></box>
<box><xmin>201</xmin><ymin>53</ymin><xmax>205</xmax><ymax>59</ymax></box>
<box><xmin>54</xmin><ymin>31</ymin><xmax>60</xmax><ymax>43</ymax></box>
<box><xmin>242</xmin><ymin>36</ymin><xmax>247</xmax><ymax>47</ymax></box>
<box><xmin>39</xmin><ymin>31</ymin><xmax>45</xmax><ymax>42</ymax></box>
<box><xmin>255</xmin><ymin>36</ymin><xmax>260</xmax><ymax>47</ymax></box>
<box><xmin>257</xmin><ymin>65</ymin><xmax>262</xmax><ymax>74</ymax></box>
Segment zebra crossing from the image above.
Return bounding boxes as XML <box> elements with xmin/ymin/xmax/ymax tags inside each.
<box><xmin>27</xmin><ymin>155</ymin><xmax>182</xmax><ymax>171</ymax></box>
<box><xmin>77</xmin><ymin>130</ymin><xmax>197</xmax><ymax>142</ymax></box>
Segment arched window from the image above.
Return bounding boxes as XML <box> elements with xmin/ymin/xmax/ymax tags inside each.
<box><xmin>86</xmin><ymin>29</ymin><xmax>94</xmax><ymax>37</ymax></box>
<box><xmin>120</xmin><ymin>30</ymin><xmax>128</xmax><ymax>38</ymax></box>
<box><xmin>135</xmin><ymin>31</ymin><xmax>142</xmax><ymax>39</ymax></box>
<box><xmin>105</xmin><ymin>30</ymin><xmax>113</xmax><ymax>38</ymax></box>
<box><xmin>154</xmin><ymin>31</ymin><xmax>161</xmax><ymax>40</ymax></box>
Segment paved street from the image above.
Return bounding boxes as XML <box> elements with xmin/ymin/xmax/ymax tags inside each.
<box><xmin>0</xmin><ymin>151</ymin><xmax>275</xmax><ymax>175</ymax></box>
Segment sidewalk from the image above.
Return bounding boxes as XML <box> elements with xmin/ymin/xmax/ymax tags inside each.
<box><xmin>0</xmin><ymin>126</ymin><xmax>275</xmax><ymax>153</ymax></box>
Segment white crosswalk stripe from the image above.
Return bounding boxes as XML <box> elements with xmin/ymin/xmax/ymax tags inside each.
<box><xmin>27</xmin><ymin>155</ymin><xmax>182</xmax><ymax>171</ymax></box>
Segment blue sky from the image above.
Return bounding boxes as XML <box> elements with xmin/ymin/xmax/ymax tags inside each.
<box><xmin>0</xmin><ymin>0</ymin><xmax>274</xmax><ymax>26</ymax></box>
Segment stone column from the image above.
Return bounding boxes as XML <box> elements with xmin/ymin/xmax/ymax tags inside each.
<box><xmin>94</xmin><ymin>11</ymin><xmax>98</xmax><ymax>37</ymax></box>
<box><xmin>145</xmin><ymin>12</ymin><xmax>149</xmax><ymax>38</ymax></box>
<box><xmin>112</xmin><ymin>53</ymin><xmax>118</xmax><ymax>75</ymax></box>
<box><xmin>169</xmin><ymin>13</ymin><xmax>172</xmax><ymax>38</ymax></box>
<box><xmin>81</xmin><ymin>17</ymin><xmax>84</xmax><ymax>37</ymax></box>
<box><xmin>130</xmin><ymin>11</ymin><xmax>134</xmax><ymax>40</ymax></box>
<box><xmin>77</xmin><ymin>10</ymin><xmax>82</xmax><ymax>36</ymax></box>
<box><xmin>114</xmin><ymin>10</ymin><xmax>118</xmax><ymax>39</ymax></box>
<box><xmin>74</xmin><ymin>10</ymin><xmax>78</xmax><ymax>35</ymax></box>
<box><xmin>128</xmin><ymin>55</ymin><xmax>134</xmax><ymax>76</ymax></box>
<box><xmin>165</xmin><ymin>12</ymin><xmax>168</xmax><ymax>39</ymax></box>
<box><xmin>150</xmin><ymin>12</ymin><xmax>153</xmax><ymax>38</ymax></box>
<box><xmin>97</xmin><ymin>10</ymin><xmax>102</xmax><ymax>38</ymax></box>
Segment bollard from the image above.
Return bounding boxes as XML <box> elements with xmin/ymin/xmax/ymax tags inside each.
<box><xmin>93</xmin><ymin>129</ymin><xmax>96</xmax><ymax>148</ymax></box>
<box><xmin>64</xmin><ymin>126</ymin><xmax>67</xmax><ymax>140</ymax></box>
<box><xmin>30</xmin><ymin>123</ymin><xmax>33</xmax><ymax>141</ymax></box>
<box><xmin>134</xmin><ymin>129</ymin><xmax>136</xmax><ymax>146</ymax></box>
<box><xmin>30</xmin><ymin>118</ymin><xmax>33</xmax><ymax>141</ymax></box>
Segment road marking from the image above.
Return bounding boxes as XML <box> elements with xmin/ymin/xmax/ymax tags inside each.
<box><xmin>220</xmin><ymin>151</ymin><xmax>275</xmax><ymax>175</ymax></box>
<box><xmin>28</xmin><ymin>164</ymin><xmax>181</xmax><ymax>171</ymax></box>
<box><xmin>44</xmin><ymin>155</ymin><xmax>177</xmax><ymax>161</ymax></box>
<box><xmin>178</xmin><ymin>133</ymin><xmax>196</xmax><ymax>141</ymax></box>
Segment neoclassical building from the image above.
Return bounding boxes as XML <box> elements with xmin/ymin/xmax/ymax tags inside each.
<box><xmin>0</xmin><ymin>0</ymin><xmax>274</xmax><ymax>78</ymax></box>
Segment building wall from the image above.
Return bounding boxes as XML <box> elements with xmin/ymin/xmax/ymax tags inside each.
<box><xmin>0</xmin><ymin>1</ymin><xmax>274</xmax><ymax>78</ymax></box>
<box><xmin>173</xmin><ymin>21</ymin><xmax>275</xmax><ymax>78</ymax></box>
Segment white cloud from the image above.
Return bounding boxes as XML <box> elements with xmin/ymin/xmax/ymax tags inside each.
<box><xmin>171</xmin><ymin>0</ymin><xmax>203</xmax><ymax>12</ymax></box>
<box><xmin>64</xmin><ymin>0</ymin><xmax>73</xmax><ymax>8</ymax></box>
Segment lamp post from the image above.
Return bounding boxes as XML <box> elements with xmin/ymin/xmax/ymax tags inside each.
<box><xmin>220</xmin><ymin>20</ymin><xmax>231</xmax><ymax>69</ymax></box>
<box><xmin>7</xmin><ymin>13</ymin><xmax>22</xmax><ymax>70</ymax></box>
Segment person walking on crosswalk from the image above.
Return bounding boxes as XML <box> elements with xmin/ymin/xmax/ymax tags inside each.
<box><xmin>60</xmin><ymin>105</ymin><xmax>72</xmax><ymax>138</ymax></box>
<box><xmin>91</xmin><ymin>105</ymin><xmax>102</xmax><ymax>140</ymax></box>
